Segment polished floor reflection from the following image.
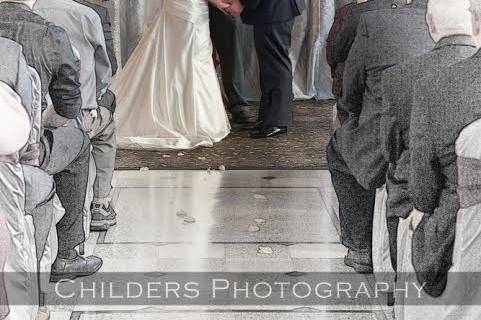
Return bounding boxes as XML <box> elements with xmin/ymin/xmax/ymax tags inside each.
<box><xmin>50</xmin><ymin>170</ymin><xmax>394</xmax><ymax>320</ymax></box>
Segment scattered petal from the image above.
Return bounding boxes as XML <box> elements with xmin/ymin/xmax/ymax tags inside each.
<box><xmin>176</xmin><ymin>210</ymin><xmax>187</xmax><ymax>218</ymax></box>
<box><xmin>177</xmin><ymin>152</ymin><xmax>185</xmax><ymax>156</ymax></box>
<box><xmin>218</xmin><ymin>165</ymin><xmax>226</xmax><ymax>171</ymax></box>
<box><xmin>248</xmin><ymin>225</ymin><xmax>260</xmax><ymax>233</ymax></box>
<box><xmin>140</xmin><ymin>167</ymin><xmax>150</xmax><ymax>171</ymax></box>
<box><xmin>183</xmin><ymin>216</ymin><xmax>196</xmax><ymax>224</ymax></box>
<box><xmin>253</xmin><ymin>194</ymin><xmax>267</xmax><ymax>200</ymax></box>
<box><xmin>198</xmin><ymin>157</ymin><xmax>207</xmax><ymax>160</ymax></box>
<box><xmin>257</xmin><ymin>246</ymin><xmax>273</xmax><ymax>255</ymax></box>
<box><xmin>254</xmin><ymin>218</ymin><xmax>266</xmax><ymax>225</ymax></box>
<box><xmin>162</xmin><ymin>155</ymin><xmax>171</xmax><ymax>158</ymax></box>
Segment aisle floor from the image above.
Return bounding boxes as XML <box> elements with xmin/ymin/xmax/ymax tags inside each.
<box><xmin>50</xmin><ymin>170</ymin><xmax>394</xmax><ymax>320</ymax></box>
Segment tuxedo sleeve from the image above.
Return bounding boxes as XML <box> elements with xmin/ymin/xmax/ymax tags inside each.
<box><xmin>240</xmin><ymin>0</ymin><xmax>262</xmax><ymax>10</ymax></box>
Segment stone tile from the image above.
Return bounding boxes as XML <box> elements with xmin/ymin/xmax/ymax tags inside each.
<box><xmin>318</xmin><ymin>188</ymin><xmax>340</xmax><ymax>220</ymax></box>
<box><xmin>225</xmin><ymin>244</ymin><xmax>293</xmax><ymax>272</ymax></box>
<box><xmin>105</xmin><ymin>188</ymin><xmax>338</xmax><ymax>244</ymax></box>
<box><xmin>289</xmin><ymin>244</ymin><xmax>346</xmax><ymax>259</ymax></box>
<box><xmin>49</xmin><ymin>311</ymin><xmax>72</xmax><ymax>320</ymax></box>
<box><xmin>78</xmin><ymin>310</ymin><xmax>377</xmax><ymax>320</ymax></box>
<box><xmin>156</xmin><ymin>258</ymin><xmax>226</xmax><ymax>272</ymax></box>
<box><xmin>113</xmin><ymin>170</ymin><xmax>326</xmax><ymax>189</ymax></box>
<box><xmin>94</xmin><ymin>244</ymin><xmax>225</xmax><ymax>259</ymax></box>
<box><xmin>291</xmin><ymin>259</ymin><xmax>353</xmax><ymax>273</ymax></box>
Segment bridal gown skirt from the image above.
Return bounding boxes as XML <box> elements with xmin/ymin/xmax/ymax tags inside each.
<box><xmin>111</xmin><ymin>0</ymin><xmax>231</xmax><ymax>150</ymax></box>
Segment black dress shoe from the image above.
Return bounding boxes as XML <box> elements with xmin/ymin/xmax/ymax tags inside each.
<box><xmin>249</xmin><ymin>126</ymin><xmax>287</xmax><ymax>139</ymax></box>
<box><xmin>231</xmin><ymin>110</ymin><xmax>250</xmax><ymax>124</ymax></box>
<box><xmin>50</xmin><ymin>255</ymin><xmax>103</xmax><ymax>282</ymax></box>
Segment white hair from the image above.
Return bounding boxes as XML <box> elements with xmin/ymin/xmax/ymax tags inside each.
<box><xmin>427</xmin><ymin>0</ymin><xmax>473</xmax><ymax>41</ymax></box>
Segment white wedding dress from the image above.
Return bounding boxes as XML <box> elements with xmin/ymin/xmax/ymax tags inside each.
<box><xmin>111</xmin><ymin>0</ymin><xmax>231</xmax><ymax>150</ymax></box>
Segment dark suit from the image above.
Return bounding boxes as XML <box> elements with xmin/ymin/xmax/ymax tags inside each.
<box><xmin>410</xmin><ymin>49</ymin><xmax>481</xmax><ymax>297</ymax></box>
<box><xmin>209</xmin><ymin>5</ymin><xmax>250</xmax><ymax>114</ymax></box>
<box><xmin>241</xmin><ymin>0</ymin><xmax>306</xmax><ymax>127</ymax></box>
<box><xmin>327</xmin><ymin>0</ymin><xmax>433</xmax><ymax>254</ymax></box>
<box><xmin>381</xmin><ymin>35</ymin><xmax>476</xmax><ymax>269</ymax></box>
<box><xmin>326</xmin><ymin>0</ymin><xmax>393</xmax><ymax>108</ymax></box>
<box><xmin>74</xmin><ymin>0</ymin><xmax>118</xmax><ymax>113</ymax></box>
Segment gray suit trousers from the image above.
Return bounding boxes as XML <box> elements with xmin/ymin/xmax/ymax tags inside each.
<box><xmin>40</xmin><ymin>126</ymin><xmax>90</xmax><ymax>257</ymax></box>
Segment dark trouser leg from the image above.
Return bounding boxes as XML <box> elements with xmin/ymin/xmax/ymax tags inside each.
<box><xmin>327</xmin><ymin>140</ymin><xmax>375</xmax><ymax>252</ymax></box>
<box><xmin>40</xmin><ymin>127</ymin><xmax>90</xmax><ymax>259</ymax></box>
<box><xmin>209</xmin><ymin>5</ymin><xmax>250</xmax><ymax>114</ymax></box>
<box><xmin>253</xmin><ymin>20</ymin><xmax>294</xmax><ymax>127</ymax></box>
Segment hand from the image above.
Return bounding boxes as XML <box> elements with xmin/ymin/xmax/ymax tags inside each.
<box><xmin>225</xmin><ymin>0</ymin><xmax>244</xmax><ymax>17</ymax></box>
<box><xmin>209</xmin><ymin>0</ymin><xmax>232</xmax><ymax>13</ymax></box>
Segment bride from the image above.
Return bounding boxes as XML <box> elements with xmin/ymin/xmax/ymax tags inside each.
<box><xmin>110</xmin><ymin>0</ymin><xmax>232</xmax><ymax>150</ymax></box>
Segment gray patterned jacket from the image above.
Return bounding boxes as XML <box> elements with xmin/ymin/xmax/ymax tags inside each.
<box><xmin>410</xmin><ymin>49</ymin><xmax>481</xmax><ymax>297</ymax></box>
<box><xmin>380</xmin><ymin>35</ymin><xmax>477</xmax><ymax>220</ymax></box>
<box><xmin>333</xmin><ymin>0</ymin><xmax>434</xmax><ymax>189</ymax></box>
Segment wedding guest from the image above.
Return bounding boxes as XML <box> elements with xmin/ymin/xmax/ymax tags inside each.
<box><xmin>35</xmin><ymin>0</ymin><xmax>118</xmax><ymax>232</ymax></box>
<box><xmin>0</xmin><ymin>82</ymin><xmax>32</xmax><ymax>320</ymax></box>
<box><xmin>226</xmin><ymin>0</ymin><xmax>306</xmax><ymax>138</ymax></box>
<box><xmin>327</xmin><ymin>0</ymin><xmax>433</xmax><ymax>272</ymax></box>
<box><xmin>381</xmin><ymin>0</ymin><xmax>476</xmax><ymax>270</ymax></box>
<box><xmin>209</xmin><ymin>5</ymin><xmax>252</xmax><ymax>123</ymax></box>
<box><xmin>326</xmin><ymin>0</ymin><xmax>391</xmax><ymax>122</ymax></box>
<box><xmin>409</xmin><ymin>0</ymin><xmax>481</xmax><ymax>298</ymax></box>
<box><xmin>0</xmin><ymin>0</ymin><xmax>102</xmax><ymax>281</ymax></box>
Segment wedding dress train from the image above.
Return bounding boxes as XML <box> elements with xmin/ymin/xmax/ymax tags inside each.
<box><xmin>111</xmin><ymin>0</ymin><xmax>231</xmax><ymax>150</ymax></box>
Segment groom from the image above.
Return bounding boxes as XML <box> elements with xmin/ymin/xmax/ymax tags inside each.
<box><xmin>211</xmin><ymin>0</ymin><xmax>306</xmax><ymax>138</ymax></box>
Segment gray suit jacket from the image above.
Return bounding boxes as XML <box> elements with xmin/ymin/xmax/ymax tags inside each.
<box><xmin>35</xmin><ymin>0</ymin><xmax>112</xmax><ymax>110</ymax></box>
<box><xmin>74</xmin><ymin>0</ymin><xmax>117</xmax><ymax>75</ymax></box>
<box><xmin>334</xmin><ymin>0</ymin><xmax>434</xmax><ymax>189</ymax></box>
<box><xmin>0</xmin><ymin>2</ymin><xmax>82</xmax><ymax>119</ymax></box>
<box><xmin>410</xmin><ymin>49</ymin><xmax>481</xmax><ymax>297</ymax></box>
<box><xmin>381</xmin><ymin>35</ymin><xmax>477</xmax><ymax>220</ymax></box>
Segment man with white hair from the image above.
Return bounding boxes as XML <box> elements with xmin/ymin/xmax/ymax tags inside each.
<box><xmin>380</xmin><ymin>0</ymin><xmax>477</xmax><ymax>272</ymax></box>
<box><xmin>406</xmin><ymin>0</ymin><xmax>481</xmax><ymax>299</ymax></box>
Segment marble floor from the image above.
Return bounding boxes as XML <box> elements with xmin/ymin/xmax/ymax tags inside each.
<box><xmin>49</xmin><ymin>170</ymin><xmax>394</xmax><ymax>320</ymax></box>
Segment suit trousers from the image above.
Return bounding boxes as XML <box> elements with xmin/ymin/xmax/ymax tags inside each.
<box><xmin>253</xmin><ymin>20</ymin><xmax>294</xmax><ymax>127</ymax></box>
<box><xmin>79</xmin><ymin>106</ymin><xmax>116</xmax><ymax>203</ymax></box>
<box><xmin>40</xmin><ymin>126</ymin><xmax>90</xmax><ymax>258</ymax></box>
<box><xmin>209</xmin><ymin>6</ymin><xmax>250</xmax><ymax>114</ymax></box>
<box><xmin>327</xmin><ymin>139</ymin><xmax>375</xmax><ymax>252</ymax></box>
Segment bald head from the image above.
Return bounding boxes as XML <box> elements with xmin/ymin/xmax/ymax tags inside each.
<box><xmin>427</xmin><ymin>0</ymin><xmax>473</xmax><ymax>42</ymax></box>
<box><xmin>0</xmin><ymin>82</ymin><xmax>31</xmax><ymax>156</ymax></box>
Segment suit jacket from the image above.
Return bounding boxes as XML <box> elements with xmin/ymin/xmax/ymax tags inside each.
<box><xmin>333</xmin><ymin>0</ymin><xmax>434</xmax><ymax>190</ymax></box>
<box><xmin>0</xmin><ymin>2</ymin><xmax>81</xmax><ymax>119</ymax></box>
<box><xmin>241</xmin><ymin>0</ymin><xmax>306</xmax><ymax>25</ymax></box>
<box><xmin>327</xmin><ymin>0</ymin><xmax>395</xmax><ymax>68</ymax></box>
<box><xmin>74</xmin><ymin>0</ymin><xmax>117</xmax><ymax>112</ymax></box>
<box><xmin>410</xmin><ymin>49</ymin><xmax>481</xmax><ymax>297</ymax></box>
<box><xmin>74</xmin><ymin>0</ymin><xmax>118</xmax><ymax>75</ymax></box>
<box><xmin>381</xmin><ymin>35</ymin><xmax>476</xmax><ymax>220</ymax></box>
<box><xmin>35</xmin><ymin>0</ymin><xmax>112</xmax><ymax>110</ymax></box>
